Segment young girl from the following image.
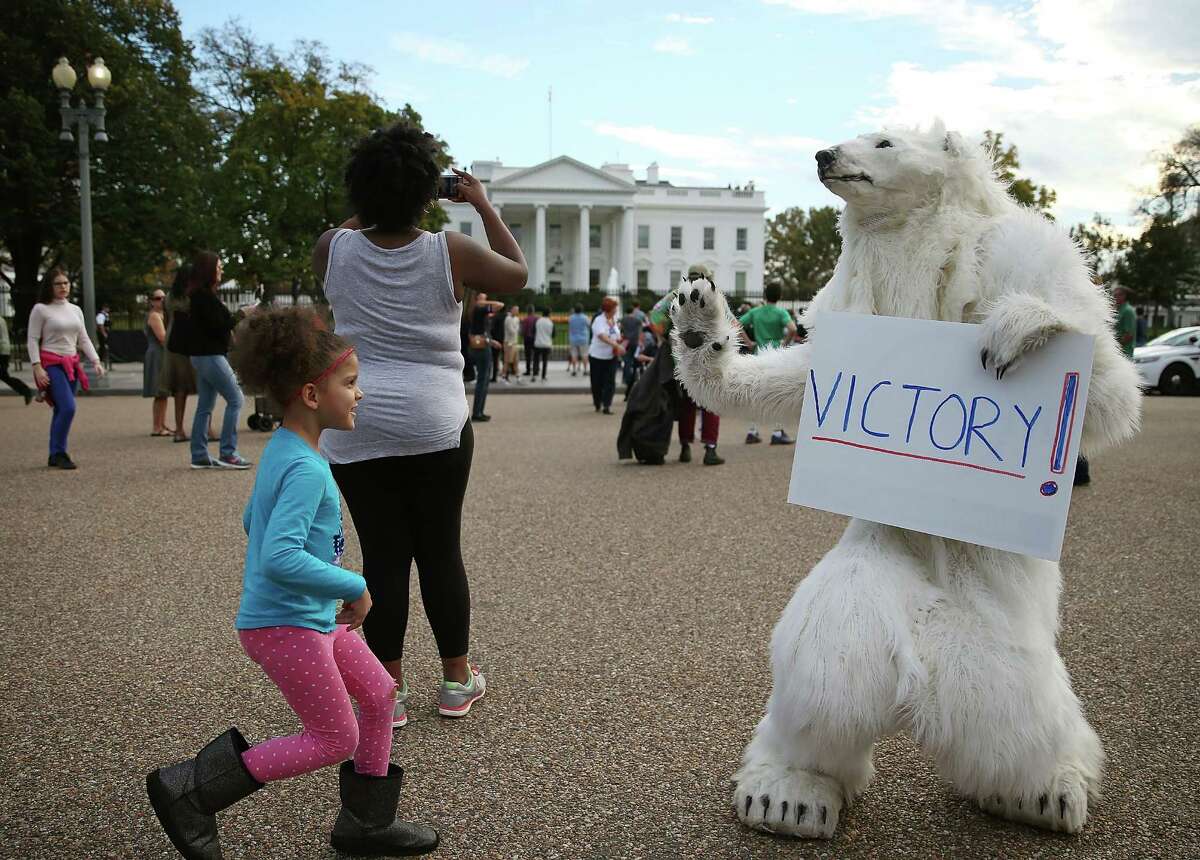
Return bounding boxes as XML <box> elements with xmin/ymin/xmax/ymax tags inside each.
<box><xmin>146</xmin><ymin>308</ymin><xmax>438</xmax><ymax>858</ymax></box>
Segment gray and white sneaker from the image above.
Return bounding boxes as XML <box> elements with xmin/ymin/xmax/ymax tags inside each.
<box><xmin>438</xmin><ymin>665</ymin><xmax>486</xmax><ymax>717</ymax></box>
<box><xmin>393</xmin><ymin>681</ymin><xmax>409</xmax><ymax>729</ymax></box>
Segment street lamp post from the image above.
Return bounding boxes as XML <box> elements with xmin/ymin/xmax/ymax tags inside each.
<box><xmin>52</xmin><ymin>56</ymin><xmax>111</xmax><ymax>345</ymax></box>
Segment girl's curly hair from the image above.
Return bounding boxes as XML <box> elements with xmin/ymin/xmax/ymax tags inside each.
<box><xmin>230</xmin><ymin>307</ymin><xmax>353</xmax><ymax>405</ymax></box>
<box><xmin>345</xmin><ymin>121</ymin><xmax>443</xmax><ymax>232</ymax></box>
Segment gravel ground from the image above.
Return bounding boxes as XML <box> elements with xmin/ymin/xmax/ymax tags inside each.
<box><xmin>0</xmin><ymin>392</ymin><xmax>1196</xmax><ymax>860</ymax></box>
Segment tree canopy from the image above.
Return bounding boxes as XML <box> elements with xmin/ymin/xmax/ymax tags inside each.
<box><xmin>0</xmin><ymin>8</ymin><xmax>446</xmax><ymax>327</ymax></box>
<box><xmin>764</xmin><ymin>206</ymin><xmax>841</xmax><ymax>301</ymax></box>
<box><xmin>983</xmin><ymin>130</ymin><xmax>1057</xmax><ymax>214</ymax></box>
<box><xmin>0</xmin><ymin>0</ymin><xmax>211</xmax><ymax>325</ymax></box>
<box><xmin>196</xmin><ymin>22</ymin><xmax>448</xmax><ymax>297</ymax></box>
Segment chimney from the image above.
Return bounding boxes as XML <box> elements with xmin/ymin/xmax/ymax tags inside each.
<box><xmin>647</xmin><ymin>161</ymin><xmax>660</xmax><ymax>184</ymax></box>
<box><xmin>470</xmin><ymin>160</ymin><xmax>501</xmax><ymax>182</ymax></box>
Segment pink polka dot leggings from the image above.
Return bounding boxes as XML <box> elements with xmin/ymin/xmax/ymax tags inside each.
<box><xmin>237</xmin><ymin>624</ymin><xmax>396</xmax><ymax>782</ymax></box>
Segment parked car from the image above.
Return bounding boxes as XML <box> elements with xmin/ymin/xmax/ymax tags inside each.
<box><xmin>1132</xmin><ymin>326</ymin><xmax>1200</xmax><ymax>395</ymax></box>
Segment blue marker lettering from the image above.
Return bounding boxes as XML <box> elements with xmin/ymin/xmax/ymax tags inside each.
<box><xmin>929</xmin><ymin>394</ymin><xmax>968</xmax><ymax>451</ymax></box>
<box><xmin>1012</xmin><ymin>403</ymin><xmax>1043</xmax><ymax>470</ymax></box>
<box><xmin>902</xmin><ymin>385</ymin><xmax>941</xmax><ymax>443</ymax></box>
<box><xmin>964</xmin><ymin>395</ymin><xmax>1003</xmax><ymax>462</ymax></box>
<box><xmin>808</xmin><ymin>369</ymin><xmax>842</xmax><ymax>429</ymax></box>
<box><xmin>860</xmin><ymin>380</ymin><xmax>892</xmax><ymax>438</ymax></box>
<box><xmin>841</xmin><ymin>374</ymin><xmax>858</xmax><ymax>433</ymax></box>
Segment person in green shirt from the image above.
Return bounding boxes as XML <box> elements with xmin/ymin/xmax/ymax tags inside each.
<box><xmin>1113</xmin><ymin>286</ymin><xmax>1136</xmax><ymax>358</ymax></box>
<box><xmin>739</xmin><ymin>281</ymin><xmax>797</xmax><ymax>445</ymax></box>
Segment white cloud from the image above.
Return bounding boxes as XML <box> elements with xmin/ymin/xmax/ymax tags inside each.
<box><xmin>653</xmin><ymin>36</ymin><xmax>693</xmax><ymax>55</ymax></box>
<box><xmin>390</xmin><ymin>32</ymin><xmax>529</xmax><ymax>78</ymax></box>
<box><xmin>765</xmin><ymin>0</ymin><xmax>1200</xmax><ymax>225</ymax></box>
<box><xmin>665</xmin><ymin>13</ymin><xmax>715</xmax><ymax>24</ymax></box>
<box><xmin>587</xmin><ymin>121</ymin><xmax>826</xmax><ymax>171</ymax></box>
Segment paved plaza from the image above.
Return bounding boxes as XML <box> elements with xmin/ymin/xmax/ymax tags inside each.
<box><xmin>1</xmin><ymin>392</ymin><xmax>1197</xmax><ymax>859</ymax></box>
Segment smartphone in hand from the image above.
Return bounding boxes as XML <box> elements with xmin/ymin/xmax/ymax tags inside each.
<box><xmin>438</xmin><ymin>174</ymin><xmax>460</xmax><ymax>199</ymax></box>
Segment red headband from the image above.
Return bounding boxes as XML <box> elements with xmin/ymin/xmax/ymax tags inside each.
<box><xmin>291</xmin><ymin>347</ymin><xmax>355</xmax><ymax>403</ymax></box>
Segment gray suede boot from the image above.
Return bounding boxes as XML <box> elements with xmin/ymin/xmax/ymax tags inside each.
<box><xmin>146</xmin><ymin>727</ymin><xmax>264</xmax><ymax>860</ymax></box>
<box><xmin>330</xmin><ymin>761</ymin><xmax>439</xmax><ymax>856</ymax></box>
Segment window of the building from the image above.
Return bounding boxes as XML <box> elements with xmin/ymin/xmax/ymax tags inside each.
<box><xmin>510</xmin><ymin>223</ymin><xmax>522</xmax><ymax>245</ymax></box>
<box><xmin>549</xmin><ymin>224</ymin><xmax>562</xmax><ymax>246</ymax></box>
<box><xmin>637</xmin><ymin>225</ymin><xmax>650</xmax><ymax>249</ymax></box>
<box><xmin>670</xmin><ymin>226</ymin><xmax>682</xmax><ymax>249</ymax></box>
<box><xmin>734</xmin><ymin>271</ymin><xmax>747</xmax><ymax>295</ymax></box>
<box><xmin>637</xmin><ymin>269</ymin><xmax>649</xmax><ymax>290</ymax></box>
<box><xmin>703</xmin><ymin>227</ymin><xmax>715</xmax><ymax>250</ymax></box>
<box><xmin>736</xmin><ymin>227</ymin><xmax>748</xmax><ymax>251</ymax></box>
<box><xmin>460</xmin><ymin>222</ymin><xmax>473</xmax><ymax>237</ymax></box>
<box><xmin>669</xmin><ymin>269</ymin><xmax>682</xmax><ymax>287</ymax></box>
<box><xmin>548</xmin><ymin>282</ymin><xmax>562</xmax><ymax>295</ymax></box>
<box><xmin>590</xmin><ymin>225</ymin><xmax>601</xmax><ymax>249</ymax></box>
<box><xmin>589</xmin><ymin>268</ymin><xmax>601</xmax><ymax>288</ymax></box>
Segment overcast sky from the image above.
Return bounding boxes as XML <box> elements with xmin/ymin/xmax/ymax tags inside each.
<box><xmin>173</xmin><ymin>0</ymin><xmax>1199</xmax><ymax>231</ymax></box>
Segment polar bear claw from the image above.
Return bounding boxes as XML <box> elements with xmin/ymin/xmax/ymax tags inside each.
<box><xmin>978</xmin><ymin>772</ymin><xmax>1090</xmax><ymax>834</ymax></box>
<box><xmin>978</xmin><ymin>295</ymin><xmax>1068</xmax><ymax>380</ymax></box>
<box><xmin>732</xmin><ymin>765</ymin><xmax>843</xmax><ymax>839</ymax></box>
<box><xmin>669</xmin><ymin>277</ymin><xmax>729</xmax><ymax>350</ymax></box>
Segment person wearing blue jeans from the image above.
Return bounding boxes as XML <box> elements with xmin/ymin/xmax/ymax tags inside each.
<box><xmin>173</xmin><ymin>251</ymin><xmax>253</xmax><ymax>470</ymax></box>
<box><xmin>470</xmin><ymin>347</ymin><xmax>491</xmax><ymax>420</ymax></box>
<box><xmin>190</xmin><ymin>354</ymin><xmax>245</xmax><ymax>464</ymax></box>
<box><xmin>26</xmin><ymin>268</ymin><xmax>106</xmax><ymax>469</ymax></box>
<box><xmin>467</xmin><ymin>293</ymin><xmax>503</xmax><ymax>422</ymax></box>
<box><xmin>45</xmin><ymin>366</ymin><xmax>78</xmax><ymax>455</ymax></box>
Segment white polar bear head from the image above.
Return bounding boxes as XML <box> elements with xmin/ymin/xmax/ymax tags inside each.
<box><xmin>815</xmin><ymin>121</ymin><xmax>1010</xmax><ymax>220</ymax></box>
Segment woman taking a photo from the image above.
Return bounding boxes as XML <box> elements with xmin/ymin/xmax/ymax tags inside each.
<box><xmin>174</xmin><ymin>251</ymin><xmax>251</xmax><ymax>470</ymax></box>
<box><xmin>314</xmin><ymin>121</ymin><xmax>526</xmax><ymax>727</ymax></box>
<box><xmin>144</xmin><ymin>288</ymin><xmax>173</xmax><ymax>436</ymax></box>
<box><xmin>26</xmin><ymin>268</ymin><xmax>105</xmax><ymax>469</ymax></box>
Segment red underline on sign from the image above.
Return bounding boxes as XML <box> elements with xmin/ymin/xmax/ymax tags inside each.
<box><xmin>810</xmin><ymin>436</ymin><xmax>1027</xmax><ymax>479</ymax></box>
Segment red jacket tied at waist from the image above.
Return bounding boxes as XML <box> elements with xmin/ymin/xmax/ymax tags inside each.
<box><xmin>38</xmin><ymin>350</ymin><xmax>90</xmax><ymax>407</ymax></box>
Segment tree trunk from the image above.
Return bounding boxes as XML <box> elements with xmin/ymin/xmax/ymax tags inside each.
<box><xmin>8</xmin><ymin>226</ymin><xmax>45</xmax><ymax>334</ymax></box>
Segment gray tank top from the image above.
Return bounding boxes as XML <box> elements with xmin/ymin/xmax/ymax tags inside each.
<box><xmin>318</xmin><ymin>229</ymin><xmax>468</xmax><ymax>463</ymax></box>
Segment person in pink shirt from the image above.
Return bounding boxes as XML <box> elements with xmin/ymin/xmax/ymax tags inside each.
<box><xmin>26</xmin><ymin>268</ymin><xmax>106</xmax><ymax>469</ymax></box>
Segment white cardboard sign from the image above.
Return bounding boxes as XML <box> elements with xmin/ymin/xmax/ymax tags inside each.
<box><xmin>787</xmin><ymin>312</ymin><xmax>1094</xmax><ymax>561</ymax></box>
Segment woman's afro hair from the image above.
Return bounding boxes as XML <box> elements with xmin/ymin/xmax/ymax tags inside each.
<box><xmin>230</xmin><ymin>307</ymin><xmax>353</xmax><ymax>406</ymax></box>
<box><xmin>345</xmin><ymin>121</ymin><xmax>443</xmax><ymax>232</ymax></box>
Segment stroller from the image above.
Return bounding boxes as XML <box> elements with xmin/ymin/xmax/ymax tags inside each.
<box><xmin>246</xmin><ymin>392</ymin><xmax>283</xmax><ymax>432</ymax></box>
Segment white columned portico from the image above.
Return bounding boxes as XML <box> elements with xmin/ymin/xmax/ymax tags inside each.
<box><xmin>619</xmin><ymin>205</ymin><xmax>634</xmax><ymax>292</ymax></box>
<box><xmin>578</xmin><ymin>204</ymin><xmax>591</xmax><ymax>292</ymax></box>
<box><xmin>534</xmin><ymin>203</ymin><xmax>547</xmax><ymax>293</ymax></box>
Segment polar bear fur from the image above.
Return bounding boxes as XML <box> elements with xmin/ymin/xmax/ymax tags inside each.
<box><xmin>668</xmin><ymin>122</ymin><xmax>1142</xmax><ymax>838</ymax></box>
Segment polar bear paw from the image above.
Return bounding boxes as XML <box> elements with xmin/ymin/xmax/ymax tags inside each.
<box><xmin>977</xmin><ymin>773</ymin><xmax>1090</xmax><ymax>834</ymax></box>
<box><xmin>669</xmin><ymin>278</ymin><xmax>735</xmax><ymax>354</ymax></box>
<box><xmin>978</xmin><ymin>296</ymin><xmax>1067</xmax><ymax>380</ymax></box>
<box><xmin>732</xmin><ymin>764</ymin><xmax>844</xmax><ymax>839</ymax></box>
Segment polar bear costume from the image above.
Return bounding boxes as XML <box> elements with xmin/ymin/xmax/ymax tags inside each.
<box><xmin>669</xmin><ymin>123</ymin><xmax>1142</xmax><ymax>838</ymax></box>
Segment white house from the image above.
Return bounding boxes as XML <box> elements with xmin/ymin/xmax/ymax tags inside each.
<box><xmin>440</xmin><ymin>156</ymin><xmax>767</xmax><ymax>296</ymax></box>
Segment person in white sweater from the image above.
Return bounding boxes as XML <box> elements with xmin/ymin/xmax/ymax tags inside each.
<box><xmin>26</xmin><ymin>268</ymin><xmax>106</xmax><ymax>469</ymax></box>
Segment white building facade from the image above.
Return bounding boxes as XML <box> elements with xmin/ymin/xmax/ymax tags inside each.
<box><xmin>440</xmin><ymin>156</ymin><xmax>767</xmax><ymax>297</ymax></box>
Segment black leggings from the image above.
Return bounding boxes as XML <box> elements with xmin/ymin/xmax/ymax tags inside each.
<box><xmin>331</xmin><ymin>423</ymin><xmax>474</xmax><ymax>663</ymax></box>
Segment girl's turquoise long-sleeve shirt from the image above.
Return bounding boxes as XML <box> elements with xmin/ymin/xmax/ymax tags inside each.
<box><xmin>235</xmin><ymin>428</ymin><xmax>365</xmax><ymax>632</ymax></box>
